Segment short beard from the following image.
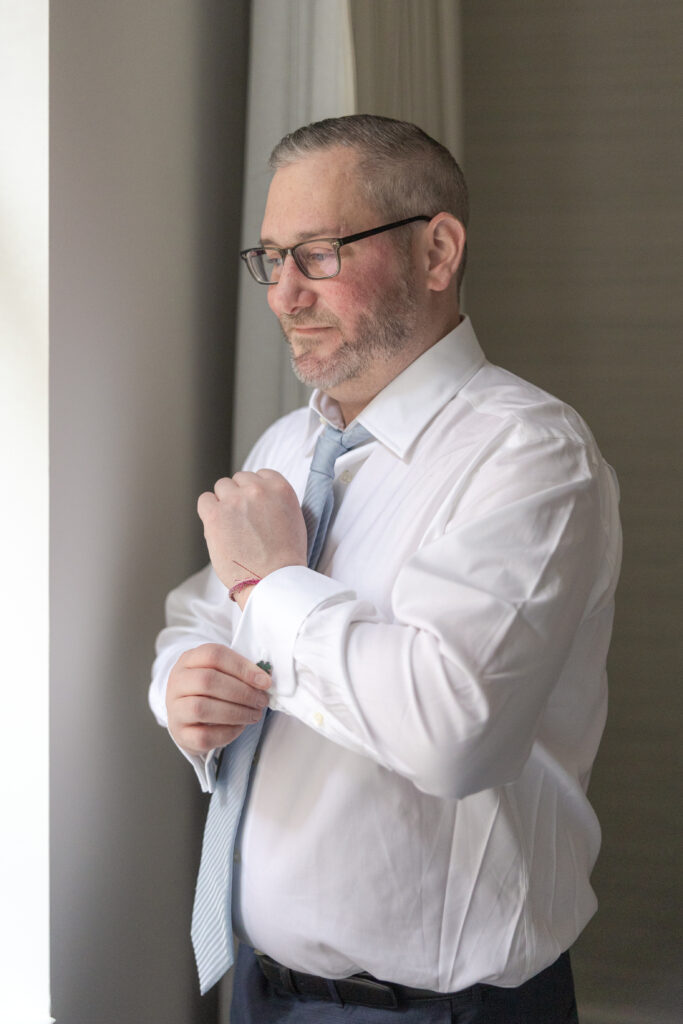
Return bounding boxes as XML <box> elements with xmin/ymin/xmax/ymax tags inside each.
<box><xmin>281</xmin><ymin>271</ymin><xmax>420</xmax><ymax>391</ymax></box>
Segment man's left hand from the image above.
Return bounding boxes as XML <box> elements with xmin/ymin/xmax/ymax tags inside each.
<box><xmin>197</xmin><ymin>469</ymin><xmax>307</xmax><ymax>607</ymax></box>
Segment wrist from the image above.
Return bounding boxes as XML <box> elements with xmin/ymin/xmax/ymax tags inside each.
<box><xmin>228</xmin><ymin>576</ymin><xmax>261</xmax><ymax>603</ymax></box>
<box><xmin>228</xmin><ymin>558</ymin><xmax>263</xmax><ymax>608</ymax></box>
<box><xmin>234</xmin><ymin>582</ymin><xmax>258</xmax><ymax>611</ymax></box>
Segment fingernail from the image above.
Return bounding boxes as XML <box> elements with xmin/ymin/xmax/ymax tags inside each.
<box><xmin>254</xmin><ymin>661</ymin><xmax>272</xmax><ymax>688</ymax></box>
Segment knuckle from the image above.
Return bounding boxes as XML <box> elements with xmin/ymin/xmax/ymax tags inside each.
<box><xmin>195</xmin><ymin>668</ymin><xmax>217</xmax><ymax>693</ymax></box>
<box><xmin>233</xmin><ymin>659</ymin><xmax>251</xmax><ymax>684</ymax></box>
<box><xmin>241</xmin><ymin>479</ymin><xmax>262</xmax><ymax>498</ymax></box>
<box><xmin>201</xmin><ymin>642</ymin><xmax>225</xmax><ymax>665</ymax></box>
<box><xmin>220</xmin><ymin>646</ymin><xmax>243</xmax><ymax>674</ymax></box>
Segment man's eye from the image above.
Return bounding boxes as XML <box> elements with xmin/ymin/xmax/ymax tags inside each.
<box><xmin>264</xmin><ymin>252</ymin><xmax>283</xmax><ymax>267</ymax></box>
<box><xmin>301</xmin><ymin>247</ymin><xmax>335</xmax><ymax>264</ymax></box>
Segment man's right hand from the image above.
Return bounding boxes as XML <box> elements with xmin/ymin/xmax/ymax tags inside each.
<box><xmin>166</xmin><ymin>643</ymin><xmax>272</xmax><ymax>757</ymax></box>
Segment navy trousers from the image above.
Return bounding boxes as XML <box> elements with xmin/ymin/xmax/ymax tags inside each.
<box><xmin>230</xmin><ymin>945</ymin><xmax>579</xmax><ymax>1023</ymax></box>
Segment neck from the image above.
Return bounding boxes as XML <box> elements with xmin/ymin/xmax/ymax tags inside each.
<box><xmin>334</xmin><ymin>309</ymin><xmax>462</xmax><ymax>425</ymax></box>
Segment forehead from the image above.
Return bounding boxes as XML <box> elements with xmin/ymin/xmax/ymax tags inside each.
<box><xmin>261</xmin><ymin>147</ymin><xmax>375</xmax><ymax>243</ymax></box>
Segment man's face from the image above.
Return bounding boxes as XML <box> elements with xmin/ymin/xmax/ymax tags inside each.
<box><xmin>260</xmin><ymin>148</ymin><xmax>422</xmax><ymax>398</ymax></box>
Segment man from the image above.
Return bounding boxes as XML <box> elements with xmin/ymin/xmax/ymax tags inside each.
<box><xmin>150</xmin><ymin>115</ymin><xmax>621</xmax><ymax>1022</ymax></box>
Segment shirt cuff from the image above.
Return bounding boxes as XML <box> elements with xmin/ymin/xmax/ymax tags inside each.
<box><xmin>171</xmin><ymin>734</ymin><xmax>219</xmax><ymax>793</ymax></box>
<box><xmin>233</xmin><ymin>565</ymin><xmax>353</xmax><ymax>697</ymax></box>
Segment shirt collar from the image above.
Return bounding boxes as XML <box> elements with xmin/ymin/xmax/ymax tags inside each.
<box><xmin>304</xmin><ymin>316</ymin><xmax>486</xmax><ymax>459</ymax></box>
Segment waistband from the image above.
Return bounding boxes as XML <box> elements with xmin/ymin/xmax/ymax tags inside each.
<box><xmin>254</xmin><ymin>951</ymin><xmax>485</xmax><ymax>1009</ymax></box>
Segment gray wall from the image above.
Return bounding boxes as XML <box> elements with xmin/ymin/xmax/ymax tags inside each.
<box><xmin>49</xmin><ymin>3</ymin><xmax>249</xmax><ymax>1021</ymax></box>
<box><xmin>462</xmin><ymin>3</ymin><xmax>682</xmax><ymax>1022</ymax></box>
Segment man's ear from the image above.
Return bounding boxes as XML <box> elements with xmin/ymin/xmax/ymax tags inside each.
<box><xmin>422</xmin><ymin>214</ymin><xmax>466</xmax><ymax>293</ymax></box>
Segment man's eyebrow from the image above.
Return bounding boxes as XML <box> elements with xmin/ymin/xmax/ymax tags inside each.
<box><xmin>259</xmin><ymin>227</ymin><xmax>340</xmax><ymax>247</ymax></box>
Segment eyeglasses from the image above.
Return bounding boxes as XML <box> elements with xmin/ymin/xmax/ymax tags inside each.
<box><xmin>240</xmin><ymin>215</ymin><xmax>430</xmax><ymax>285</ymax></box>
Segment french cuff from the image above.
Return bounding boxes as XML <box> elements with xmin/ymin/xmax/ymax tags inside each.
<box><xmin>233</xmin><ymin>565</ymin><xmax>353</xmax><ymax>697</ymax></box>
<box><xmin>171</xmin><ymin>733</ymin><xmax>219</xmax><ymax>793</ymax></box>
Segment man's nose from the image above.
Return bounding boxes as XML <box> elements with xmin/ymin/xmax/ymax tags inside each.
<box><xmin>267</xmin><ymin>255</ymin><xmax>317</xmax><ymax>316</ymax></box>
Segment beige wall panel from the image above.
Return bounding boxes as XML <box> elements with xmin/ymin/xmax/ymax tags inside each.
<box><xmin>462</xmin><ymin>3</ymin><xmax>682</xmax><ymax>1022</ymax></box>
<box><xmin>50</xmin><ymin>3</ymin><xmax>249</xmax><ymax>1020</ymax></box>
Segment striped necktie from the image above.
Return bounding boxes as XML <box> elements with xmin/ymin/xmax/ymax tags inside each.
<box><xmin>302</xmin><ymin>421</ymin><xmax>374</xmax><ymax>569</ymax></box>
<box><xmin>191</xmin><ymin>420</ymin><xmax>373</xmax><ymax>993</ymax></box>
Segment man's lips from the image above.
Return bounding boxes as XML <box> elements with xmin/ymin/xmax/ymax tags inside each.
<box><xmin>281</xmin><ymin>314</ymin><xmax>339</xmax><ymax>334</ymax></box>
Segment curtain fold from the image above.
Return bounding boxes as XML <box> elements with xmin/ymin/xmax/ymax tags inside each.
<box><xmin>232</xmin><ymin>0</ymin><xmax>356</xmax><ymax>470</ymax></box>
<box><xmin>349</xmin><ymin>0</ymin><xmax>463</xmax><ymax>162</ymax></box>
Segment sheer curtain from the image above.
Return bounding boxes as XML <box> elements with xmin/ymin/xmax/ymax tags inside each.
<box><xmin>349</xmin><ymin>0</ymin><xmax>463</xmax><ymax>162</ymax></box>
<box><xmin>231</xmin><ymin>0</ymin><xmax>357</xmax><ymax>470</ymax></box>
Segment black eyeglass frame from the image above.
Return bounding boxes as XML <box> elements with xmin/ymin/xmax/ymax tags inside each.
<box><xmin>240</xmin><ymin>215</ymin><xmax>431</xmax><ymax>284</ymax></box>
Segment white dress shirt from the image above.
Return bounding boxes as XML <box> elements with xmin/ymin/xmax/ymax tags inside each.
<box><xmin>149</xmin><ymin>317</ymin><xmax>621</xmax><ymax>992</ymax></box>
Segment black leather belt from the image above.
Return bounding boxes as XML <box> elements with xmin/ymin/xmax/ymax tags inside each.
<box><xmin>255</xmin><ymin>951</ymin><xmax>477</xmax><ymax>1009</ymax></box>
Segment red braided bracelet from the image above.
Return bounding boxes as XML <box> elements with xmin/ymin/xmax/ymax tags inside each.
<box><xmin>229</xmin><ymin>560</ymin><xmax>262</xmax><ymax>602</ymax></box>
<box><xmin>228</xmin><ymin>577</ymin><xmax>261</xmax><ymax>602</ymax></box>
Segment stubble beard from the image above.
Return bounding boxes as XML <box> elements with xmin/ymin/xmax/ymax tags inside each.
<box><xmin>280</xmin><ymin>272</ymin><xmax>421</xmax><ymax>391</ymax></box>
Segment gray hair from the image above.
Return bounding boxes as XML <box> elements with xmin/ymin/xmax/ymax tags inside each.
<box><xmin>269</xmin><ymin>114</ymin><xmax>468</xmax><ymax>288</ymax></box>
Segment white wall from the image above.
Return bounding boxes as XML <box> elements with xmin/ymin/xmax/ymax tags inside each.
<box><xmin>0</xmin><ymin>2</ymin><xmax>50</xmax><ymax>1020</ymax></box>
<box><xmin>50</xmin><ymin>3</ymin><xmax>249</xmax><ymax>1020</ymax></box>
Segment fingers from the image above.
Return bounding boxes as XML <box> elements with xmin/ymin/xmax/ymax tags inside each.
<box><xmin>169</xmin><ymin>694</ymin><xmax>264</xmax><ymax>754</ymax></box>
<box><xmin>231</xmin><ymin>470</ymin><xmax>263</xmax><ymax>486</ymax></box>
<box><xmin>182</xmin><ymin>689</ymin><xmax>267</xmax><ymax>724</ymax></box>
<box><xmin>179</xmin><ymin>721</ymin><xmax>249</xmax><ymax>754</ymax></box>
<box><xmin>212</xmin><ymin>472</ymin><xmax>262</xmax><ymax>496</ymax></box>
<box><xmin>253</xmin><ymin>468</ymin><xmax>287</xmax><ymax>483</ymax></box>
<box><xmin>202</xmin><ymin>470</ymin><xmax>291</xmax><ymax>497</ymax></box>
<box><xmin>197</xmin><ymin>474</ymin><xmax>268</xmax><ymax>520</ymax></box>
<box><xmin>177</xmin><ymin>692</ymin><xmax>266</xmax><ymax>729</ymax></box>
<box><xmin>180</xmin><ymin>643</ymin><xmax>271</xmax><ymax>690</ymax></box>
<box><xmin>167</xmin><ymin>644</ymin><xmax>272</xmax><ymax>756</ymax></box>
<box><xmin>177</xmin><ymin>666</ymin><xmax>270</xmax><ymax>711</ymax></box>
<box><xmin>197</xmin><ymin>490</ymin><xmax>218</xmax><ymax>520</ymax></box>
<box><xmin>169</xmin><ymin>687</ymin><xmax>266</xmax><ymax>755</ymax></box>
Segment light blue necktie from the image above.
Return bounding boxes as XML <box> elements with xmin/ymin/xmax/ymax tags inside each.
<box><xmin>302</xmin><ymin>421</ymin><xmax>374</xmax><ymax>569</ymax></box>
<box><xmin>191</xmin><ymin>420</ymin><xmax>373</xmax><ymax>994</ymax></box>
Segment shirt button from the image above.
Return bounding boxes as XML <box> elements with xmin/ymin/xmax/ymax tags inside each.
<box><xmin>339</xmin><ymin>470</ymin><xmax>352</xmax><ymax>484</ymax></box>
<box><xmin>233</xmin><ymin>850</ymin><xmax>240</xmax><ymax>864</ymax></box>
<box><xmin>313</xmin><ymin>711</ymin><xmax>324</xmax><ymax>727</ymax></box>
